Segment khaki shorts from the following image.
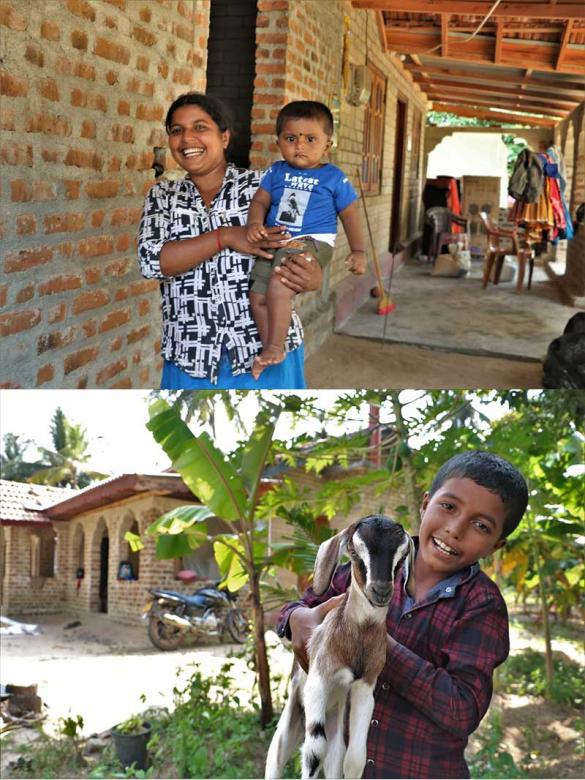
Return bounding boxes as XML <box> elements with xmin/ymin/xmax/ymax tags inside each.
<box><xmin>249</xmin><ymin>237</ymin><xmax>333</xmax><ymax>296</ymax></box>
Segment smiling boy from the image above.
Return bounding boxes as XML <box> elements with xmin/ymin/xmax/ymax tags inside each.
<box><xmin>276</xmin><ymin>451</ymin><xmax>528</xmax><ymax>779</ymax></box>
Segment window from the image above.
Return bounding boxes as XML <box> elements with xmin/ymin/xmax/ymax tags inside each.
<box><xmin>361</xmin><ymin>64</ymin><xmax>386</xmax><ymax>195</ymax></box>
<box><xmin>119</xmin><ymin>515</ymin><xmax>140</xmax><ymax>580</ymax></box>
<box><xmin>30</xmin><ymin>528</ymin><xmax>56</xmax><ymax>577</ymax></box>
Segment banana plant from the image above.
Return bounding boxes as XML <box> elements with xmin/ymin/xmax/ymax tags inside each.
<box><xmin>145</xmin><ymin>396</ymin><xmax>291</xmax><ymax>726</ymax></box>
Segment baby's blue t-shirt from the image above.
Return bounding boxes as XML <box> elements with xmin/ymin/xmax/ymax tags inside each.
<box><xmin>259</xmin><ymin>161</ymin><xmax>357</xmax><ymax>238</ymax></box>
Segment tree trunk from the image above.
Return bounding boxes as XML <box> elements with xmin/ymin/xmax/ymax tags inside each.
<box><xmin>534</xmin><ymin>545</ymin><xmax>554</xmax><ymax>698</ymax></box>
<box><xmin>389</xmin><ymin>392</ymin><xmax>422</xmax><ymax>532</ymax></box>
<box><xmin>250</xmin><ymin>571</ymin><xmax>273</xmax><ymax>727</ymax></box>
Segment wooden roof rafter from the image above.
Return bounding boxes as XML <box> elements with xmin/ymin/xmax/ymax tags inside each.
<box><xmin>351</xmin><ymin>0</ymin><xmax>585</xmax><ymax>125</ymax></box>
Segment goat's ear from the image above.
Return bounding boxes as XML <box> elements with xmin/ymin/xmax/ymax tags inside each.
<box><xmin>404</xmin><ymin>535</ymin><xmax>416</xmax><ymax>599</ymax></box>
<box><xmin>312</xmin><ymin>527</ymin><xmax>351</xmax><ymax>596</ymax></box>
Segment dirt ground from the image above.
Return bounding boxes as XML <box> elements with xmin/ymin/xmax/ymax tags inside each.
<box><xmin>305</xmin><ymin>335</ymin><xmax>543</xmax><ymax>389</ymax></box>
<box><xmin>0</xmin><ymin>612</ymin><xmax>291</xmax><ymax>774</ymax></box>
<box><xmin>1</xmin><ymin>612</ymin><xmax>582</xmax><ymax>778</ymax></box>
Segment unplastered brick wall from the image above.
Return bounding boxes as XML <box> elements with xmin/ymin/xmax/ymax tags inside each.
<box><xmin>1</xmin><ymin>523</ymin><xmax>68</xmax><ymax>614</ymax></box>
<box><xmin>249</xmin><ymin>1</ymin><xmax>427</xmax><ymax>342</ymax></box>
<box><xmin>0</xmin><ymin>0</ymin><xmax>210</xmax><ymax>388</ymax></box>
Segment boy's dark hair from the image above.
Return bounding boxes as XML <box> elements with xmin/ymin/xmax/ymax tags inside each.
<box><xmin>165</xmin><ymin>92</ymin><xmax>235</xmax><ymax>158</ymax></box>
<box><xmin>428</xmin><ymin>450</ymin><xmax>528</xmax><ymax>538</ymax></box>
<box><xmin>276</xmin><ymin>101</ymin><xmax>334</xmax><ymax>137</ymax></box>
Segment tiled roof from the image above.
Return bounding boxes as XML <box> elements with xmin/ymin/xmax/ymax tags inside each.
<box><xmin>0</xmin><ymin>480</ymin><xmax>75</xmax><ymax>525</ymax></box>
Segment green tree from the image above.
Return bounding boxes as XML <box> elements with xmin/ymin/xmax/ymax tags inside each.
<box><xmin>28</xmin><ymin>407</ymin><xmax>105</xmax><ymax>488</ymax></box>
<box><xmin>0</xmin><ymin>433</ymin><xmax>44</xmax><ymax>481</ymax></box>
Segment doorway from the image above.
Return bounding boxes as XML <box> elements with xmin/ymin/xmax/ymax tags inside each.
<box><xmin>99</xmin><ymin>535</ymin><xmax>109</xmax><ymax>613</ymax></box>
<box><xmin>390</xmin><ymin>98</ymin><xmax>407</xmax><ymax>251</ymax></box>
<box><xmin>206</xmin><ymin>0</ymin><xmax>258</xmax><ymax>168</ymax></box>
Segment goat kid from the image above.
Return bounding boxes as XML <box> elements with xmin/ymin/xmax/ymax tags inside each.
<box><xmin>266</xmin><ymin>515</ymin><xmax>415</xmax><ymax>780</ymax></box>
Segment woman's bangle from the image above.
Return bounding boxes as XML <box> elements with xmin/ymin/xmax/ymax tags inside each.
<box><xmin>215</xmin><ymin>228</ymin><xmax>223</xmax><ymax>252</ymax></box>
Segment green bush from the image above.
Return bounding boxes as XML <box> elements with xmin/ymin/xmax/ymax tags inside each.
<box><xmin>469</xmin><ymin>710</ymin><xmax>523</xmax><ymax>779</ymax></box>
<box><xmin>499</xmin><ymin>648</ymin><xmax>584</xmax><ymax>706</ymax></box>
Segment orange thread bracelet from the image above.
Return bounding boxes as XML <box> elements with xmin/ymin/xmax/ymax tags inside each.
<box><xmin>215</xmin><ymin>228</ymin><xmax>222</xmax><ymax>252</ymax></box>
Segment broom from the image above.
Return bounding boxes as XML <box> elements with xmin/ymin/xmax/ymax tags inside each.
<box><xmin>356</xmin><ymin>167</ymin><xmax>395</xmax><ymax>315</ymax></box>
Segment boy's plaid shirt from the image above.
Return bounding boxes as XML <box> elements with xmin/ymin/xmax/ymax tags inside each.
<box><xmin>276</xmin><ymin>548</ymin><xmax>509</xmax><ymax>779</ymax></box>
<box><xmin>137</xmin><ymin>164</ymin><xmax>303</xmax><ymax>384</ymax></box>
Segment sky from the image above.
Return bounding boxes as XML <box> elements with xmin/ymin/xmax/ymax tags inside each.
<box><xmin>0</xmin><ymin>389</ymin><xmax>374</xmax><ymax>476</ymax></box>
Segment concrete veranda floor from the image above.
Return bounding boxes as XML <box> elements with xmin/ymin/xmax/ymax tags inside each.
<box><xmin>306</xmin><ymin>258</ymin><xmax>579</xmax><ymax>389</ymax></box>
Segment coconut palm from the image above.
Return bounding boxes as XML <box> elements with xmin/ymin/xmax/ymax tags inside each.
<box><xmin>28</xmin><ymin>407</ymin><xmax>105</xmax><ymax>488</ymax></box>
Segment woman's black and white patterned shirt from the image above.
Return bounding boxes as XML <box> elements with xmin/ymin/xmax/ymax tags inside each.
<box><xmin>138</xmin><ymin>164</ymin><xmax>303</xmax><ymax>383</ymax></box>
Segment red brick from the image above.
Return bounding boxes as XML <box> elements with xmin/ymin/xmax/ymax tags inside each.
<box><xmin>84</xmin><ymin>267</ymin><xmax>101</xmax><ymax>284</ymax></box>
<box><xmin>135</xmin><ymin>103</ymin><xmax>164</xmax><ymax>121</ymax></box>
<box><xmin>96</xmin><ymin>358</ymin><xmax>127</xmax><ymax>384</ymax></box>
<box><xmin>44</xmin><ymin>212</ymin><xmax>85</xmax><ymax>233</ymax></box>
<box><xmin>99</xmin><ymin>308</ymin><xmax>130</xmax><ymax>332</ymax></box>
<box><xmin>10</xmin><ymin>180</ymin><xmax>32</xmax><ymax>202</ymax></box>
<box><xmin>91</xmin><ymin>209</ymin><xmax>105</xmax><ymax>228</ymax></box>
<box><xmin>72</xmin><ymin>289</ymin><xmax>110</xmax><ymax>314</ymax></box>
<box><xmin>81</xmin><ymin>119</ymin><xmax>96</xmax><ymax>139</ymax></box>
<box><xmin>70</xmin><ymin>30</ymin><xmax>88</xmax><ymax>50</ymax></box>
<box><xmin>136</xmin><ymin>55</ymin><xmax>149</xmax><ymax>73</ymax></box>
<box><xmin>37</xmin><ymin>364</ymin><xmax>55</xmax><ymax>385</ymax></box>
<box><xmin>85</xmin><ymin>180</ymin><xmax>119</xmax><ymax>198</ymax></box>
<box><xmin>111</xmin><ymin>376</ymin><xmax>132</xmax><ymax>388</ymax></box>
<box><xmin>25</xmin><ymin>44</ymin><xmax>45</xmax><ymax>67</ymax></box>
<box><xmin>63</xmin><ymin>180</ymin><xmax>81</xmax><ymax>200</ymax></box>
<box><xmin>4</xmin><ymin>246</ymin><xmax>53</xmax><ymax>273</ymax></box>
<box><xmin>39</xmin><ymin>78</ymin><xmax>59</xmax><ymax>101</ymax></box>
<box><xmin>104</xmin><ymin>15</ymin><xmax>117</xmax><ymax>30</ymax></box>
<box><xmin>132</xmin><ymin>25</ymin><xmax>156</xmax><ymax>46</ymax></box>
<box><xmin>78</xmin><ymin>235</ymin><xmax>114</xmax><ymax>257</ymax></box>
<box><xmin>1</xmin><ymin>142</ymin><xmax>32</xmax><ymax>167</ymax></box>
<box><xmin>65</xmin><ymin>0</ymin><xmax>96</xmax><ymax>22</ymax></box>
<box><xmin>37</xmin><ymin>327</ymin><xmax>76</xmax><ymax>354</ymax></box>
<box><xmin>33</xmin><ymin>182</ymin><xmax>57</xmax><ymax>200</ymax></box>
<box><xmin>137</xmin><ymin>299</ymin><xmax>151</xmax><ymax>316</ymax></box>
<box><xmin>0</xmin><ymin>309</ymin><xmax>41</xmax><ymax>337</ymax></box>
<box><xmin>26</xmin><ymin>114</ymin><xmax>71</xmax><ymax>136</ymax></box>
<box><xmin>48</xmin><ymin>302</ymin><xmax>67</xmax><ymax>323</ymax></box>
<box><xmin>16</xmin><ymin>214</ymin><xmax>37</xmax><ymax>235</ymax></box>
<box><xmin>0</xmin><ymin>285</ymin><xmax>7</xmax><ymax>308</ymax></box>
<box><xmin>82</xmin><ymin>319</ymin><xmax>97</xmax><ymax>337</ymax></box>
<box><xmin>1</xmin><ymin>108</ymin><xmax>15</xmax><ymax>130</ymax></box>
<box><xmin>139</xmin><ymin>6</ymin><xmax>152</xmax><ymax>22</ymax></box>
<box><xmin>109</xmin><ymin>124</ymin><xmax>134</xmax><ymax>143</ymax></box>
<box><xmin>127</xmin><ymin>325</ymin><xmax>150</xmax><ymax>344</ymax></box>
<box><xmin>116</xmin><ymin>234</ymin><xmax>132</xmax><ymax>252</ymax></box>
<box><xmin>15</xmin><ymin>285</ymin><xmax>34</xmax><ymax>304</ymax></box>
<box><xmin>41</xmin><ymin>20</ymin><xmax>60</xmax><ymax>41</ymax></box>
<box><xmin>38</xmin><ymin>275</ymin><xmax>82</xmax><ymax>296</ymax></box>
<box><xmin>64</xmin><ymin>346</ymin><xmax>99</xmax><ymax>374</ymax></box>
<box><xmin>64</xmin><ymin>148</ymin><xmax>103</xmax><ymax>169</ymax></box>
<box><xmin>105</xmin><ymin>258</ymin><xmax>131</xmax><ymax>277</ymax></box>
<box><xmin>0</xmin><ymin>3</ymin><xmax>27</xmax><ymax>30</ymax></box>
<box><xmin>94</xmin><ymin>36</ymin><xmax>131</xmax><ymax>64</ymax></box>
<box><xmin>118</xmin><ymin>99</ymin><xmax>130</xmax><ymax>116</ymax></box>
<box><xmin>55</xmin><ymin>57</ymin><xmax>95</xmax><ymax>81</ymax></box>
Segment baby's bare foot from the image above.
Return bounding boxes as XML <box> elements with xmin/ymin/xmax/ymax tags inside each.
<box><xmin>251</xmin><ymin>345</ymin><xmax>285</xmax><ymax>380</ymax></box>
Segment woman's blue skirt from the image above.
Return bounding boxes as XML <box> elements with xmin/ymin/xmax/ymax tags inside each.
<box><xmin>161</xmin><ymin>346</ymin><xmax>306</xmax><ymax>390</ymax></box>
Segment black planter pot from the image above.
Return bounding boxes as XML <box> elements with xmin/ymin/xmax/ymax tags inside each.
<box><xmin>111</xmin><ymin>722</ymin><xmax>151</xmax><ymax>770</ymax></box>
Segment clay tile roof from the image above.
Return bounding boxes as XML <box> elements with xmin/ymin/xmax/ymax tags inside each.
<box><xmin>0</xmin><ymin>479</ymin><xmax>76</xmax><ymax>525</ymax></box>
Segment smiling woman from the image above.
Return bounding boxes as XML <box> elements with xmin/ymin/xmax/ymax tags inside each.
<box><xmin>137</xmin><ymin>92</ymin><xmax>324</xmax><ymax>390</ymax></box>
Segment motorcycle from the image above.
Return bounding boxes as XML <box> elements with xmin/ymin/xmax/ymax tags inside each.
<box><xmin>142</xmin><ymin>582</ymin><xmax>249</xmax><ymax>650</ymax></box>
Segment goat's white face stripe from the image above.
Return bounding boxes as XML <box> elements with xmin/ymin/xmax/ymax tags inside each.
<box><xmin>392</xmin><ymin>537</ymin><xmax>410</xmax><ymax>580</ymax></box>
<box><xmin>352</xmin><ymin>533</ymin><xmax>370</xmax><ymax>580</ymax></box>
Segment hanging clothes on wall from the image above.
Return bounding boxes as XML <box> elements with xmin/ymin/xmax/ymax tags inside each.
<box><xmin>509</xmin><ymin>147</ymin><xmax>572</xmax><ymax>242</ymax></box>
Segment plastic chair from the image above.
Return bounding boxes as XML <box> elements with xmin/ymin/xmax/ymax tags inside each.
<box><xmin>424</xmin><ymin>207</ymin><xmax>469</xmax><ymax>265</ymax></box>
<box><xmin>479</xmin><ymin>212</ymin><xmax>534</xmax><ymax>293</ymax></box>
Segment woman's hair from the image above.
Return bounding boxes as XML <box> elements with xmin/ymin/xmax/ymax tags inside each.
<box><xmin>165</xmin><ymin>92</ymin><xmax>235</xmax><ymax>158</ymax></box>
<box><xmin>276</xmin><ymin>101</ymin><xmax>334</xmax><ymax>137</ymax></box>
<box><xmin>428</xmin><ymin>450</ymin><xmax>528</xmax><ymax>538</ymax></box>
